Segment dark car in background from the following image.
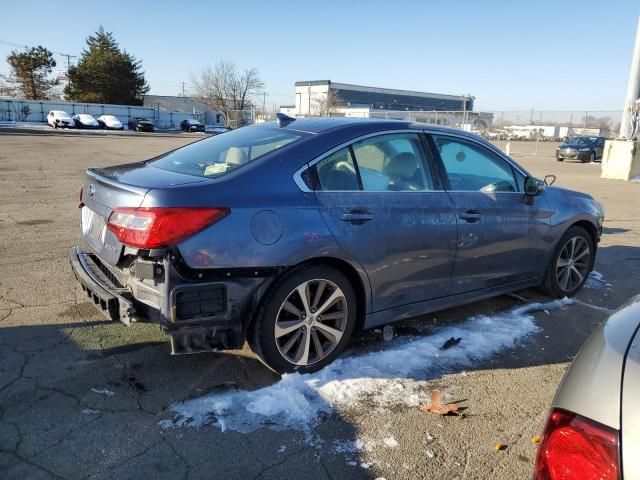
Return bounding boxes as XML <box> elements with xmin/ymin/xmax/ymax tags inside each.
<box><xmin>180</xmin><ymin>119</ymin><xmax>205</xmax><ymax>132</ymax></box>
<box><xmin>535</xmin><ymin>295</ymin><xmax>640</xmax><ymax>480</ymax></box>
<box><xmin>128</xmin><ymin>117</ymin><xmax>155</xmax><ymax>132</ymax></box>
<box><xmin>556</xmin><ymin>136</ymin><xmax>606</xmax><ymax>163</ymax></box>
<box><xmin>71</xmin><ymin>117</ymin><xmax>604</xmax><ymax>374</ymax></box>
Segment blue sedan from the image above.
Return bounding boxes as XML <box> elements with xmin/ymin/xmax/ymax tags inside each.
<box><xmin>71</xmin><ymin>116</ymin><xmax>604</xmax><ymax>373</ymax></box>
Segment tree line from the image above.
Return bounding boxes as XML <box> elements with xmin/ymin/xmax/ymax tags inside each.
<box><xmin>0</xmin><ymin>27</ymin><xmax>266</xmax><ymax>126</ymax></box>
<box><xmin>1</xmin><ymin>27</ymin><xmax>149</xmax><ymax>105</ymax></box>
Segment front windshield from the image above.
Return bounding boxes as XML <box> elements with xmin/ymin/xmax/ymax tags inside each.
<box><xmin>149</xmin><ymin>127</ymin><xmax>303</xmax><ymax>178</ymax></box>
<box><xmin>567</xmin><ymin>136</ymin><xmax>593</xmax><ymax>145</ymax></box>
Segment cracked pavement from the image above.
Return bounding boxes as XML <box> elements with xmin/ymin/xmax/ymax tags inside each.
<box><xmin>1</xmin><ymin>131</ymin><xmax>639</xmax><ymax>479</ymax></box>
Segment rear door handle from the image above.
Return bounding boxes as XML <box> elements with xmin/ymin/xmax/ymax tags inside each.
<box><xmin>459</xmin><ymin>210</ymin><xmax>482</xmax><ymax>223</ymax></box>
<box><xmin>341</xmin><ymin>210</ymin><xmax>373</xmax><ymax>223</ymax></box>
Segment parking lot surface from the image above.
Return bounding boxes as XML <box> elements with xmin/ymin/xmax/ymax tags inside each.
<box><xmin>1</xmin><ymin>131</ymin><xmax>639</xmax><ymax>480</ymax></box>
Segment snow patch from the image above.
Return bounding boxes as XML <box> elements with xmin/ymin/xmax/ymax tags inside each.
<box><xmin>383</xmin><ymin>436</ymin><xmax>398</xmax><ymax>448</ymax></box>
<box><xmin>91</xmin><ymin>388</ymin><xmax>114</xmax><ymax>396</ymax></box>
<box><xmin>585</xmin><ymin>270</ymin><xmax>612</xmax><ymax>289</ymax></box>
<box><xmin>162</xmin><ymin>299</ymin><xmax>573</xmax><ymax>433</ymax></box>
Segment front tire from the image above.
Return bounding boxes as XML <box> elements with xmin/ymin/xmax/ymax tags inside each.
<box><xmin>541</xmin><ymin>226</ymin><xmax>594</xmax><ymax>298</ymax></box>
<box><xmin>249</xmin><ymin>265</ymin><xmax>357</xmax><ymax>374</ymax></box>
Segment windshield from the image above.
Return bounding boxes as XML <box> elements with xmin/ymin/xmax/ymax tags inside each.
<box><xmin>186</xmin><ymin>119</ymin><xmax>200</xmax><ymax>124</ymax></box>
<box><xmin>149</xmin><ymin>127</ymin><xmax>303</xmax><ymax>178</ymax></box>
<box><xmin>567</xmin><ymin>136</ymin><xmax>593</xmax><ymax>145</ymax></box>
<box><xmin>79</xmin><ymin>115</ymin><xmax>95</xmax><ymax>120</ymax></box>
<box><xmin>102</xmin><ymin>116</ymin><xmax>118</xmax><ymax>121</ymax></box>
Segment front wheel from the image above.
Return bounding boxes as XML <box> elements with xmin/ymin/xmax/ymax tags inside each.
<box><xmin>541</xmin><ymin>226</ymin><xmax>594</xmax><ymax>298</ymax></box>
<box><xmin>249</xmin><ymin>265</ymin><xmax>357</xmax><ymax>374</ymax></box>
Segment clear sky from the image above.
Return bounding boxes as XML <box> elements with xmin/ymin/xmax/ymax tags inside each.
<box><xmin>2</xmin><ymin>0</ymin><xmax>638</xmax><ymax>112</ymax></box>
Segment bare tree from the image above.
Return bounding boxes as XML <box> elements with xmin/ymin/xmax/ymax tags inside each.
<box><xmin>190</xmin><ymin>61</ymin><xmax>264</xmax><ymax>127</ymax></box>
<box><xmin>312</xmin><ymin>88</ymin><xmax>344</xmax><ymax>117</ymax></box>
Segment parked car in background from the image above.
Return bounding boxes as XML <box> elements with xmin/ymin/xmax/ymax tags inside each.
<box><xmin>128</xmin><ymin>117</ymin><xmax>155</xmax><ymax>132</ymax></box>
<box><xmin>556</xmin><ymin>136</ymin><xmax>606</xmax><ymax>163</ymax></box>
<box><xmin>535</xmin><ymin>295</ymin><xmax>640</xmax><ymax>480</ymax></box>
<box><xmin>47</xmin><ymin>110</ymin><xmax>75</xmax><ymax>129</ymax></box>
<box><xmin>72</xmin><ymin>114</ymin><xmax>100</xmax><ymax>129</ymax></box>
<box><xmin>208</xmin><ymin>126</ymin><xmax>231</xmax><ymax>135</ymax></box>
<box><xmin>180</xmin><ymin>119</ymin><xmax>205</xmax><ymax>132</ymax></box>
<box><xmin>71</xmin><ymin>116</ymin><xmax>604</xmax><ymax>374</ymax></box>
<box><xmin>97</xmin><ymin>115</ymin><xmax>124</xmax><ymax>130</ymax></box>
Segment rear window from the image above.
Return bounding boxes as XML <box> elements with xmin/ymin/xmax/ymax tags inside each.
<box><xmin>149</xmin><ymin>127</ymin><xmax>303</xmax><ymax>178</ymax></box>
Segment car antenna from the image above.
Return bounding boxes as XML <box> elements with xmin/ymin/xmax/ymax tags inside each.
<box><xmin>276</xmin><ymin>113</ymin><xmax>296</xmax><ymax>128</ymax></box>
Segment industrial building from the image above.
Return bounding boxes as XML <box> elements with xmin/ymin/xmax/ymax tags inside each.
<box><xmin>280</xmin><ymin>80</ymin><xmax>492</xmax><ymax>129</ymax></box>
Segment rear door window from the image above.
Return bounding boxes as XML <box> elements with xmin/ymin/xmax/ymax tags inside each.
<box><xmin>351</xmin><ymin>133</ymin><xmax>434</xmax><ymax>191</ymax></box>
<box><xmin>315</xmin><ymin>147</ymin><xmax>360</xmax><ymax>191</ymax></box>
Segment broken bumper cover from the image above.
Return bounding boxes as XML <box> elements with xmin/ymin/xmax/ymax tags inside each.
<box><xmin>69</xmin><ymin>246</ymin><xmax>136</xmax><ymax>325</ymax></box>
<box><xmin>70</xmin><ymin>245</ymin><xmax>276</xmax><ymax>355</ymax></box>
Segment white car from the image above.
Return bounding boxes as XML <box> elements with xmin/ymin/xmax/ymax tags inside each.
<box><xmin>72</xmin><ymin>114</ymin><xmax>100</xmax><ymax>129</ymax></box>
<box><xmin>97</xmin><ymin>115</ymin><xmax>123</xmax><ymax>130</ymax></box>
<box><xmin>47</xmin><ymin>110</ymin><xmax>75</xmax><ymax>129</ymax></box>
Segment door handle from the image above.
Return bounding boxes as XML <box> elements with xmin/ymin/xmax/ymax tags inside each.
<box><xmin>340</xmin><ymin>210</ymin><xmax>373</xmax><ymax>223</ymax></box>
<box><xmin>459</xmin><ymin>210</ymin><xmax>482</xmax><ymax>223</ymax></box>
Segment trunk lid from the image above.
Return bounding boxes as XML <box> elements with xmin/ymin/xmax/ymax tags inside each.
<box><xmin>81</xmin><ymin>163</ymin><xmax>208</xmax><ymax>266</ymax></box>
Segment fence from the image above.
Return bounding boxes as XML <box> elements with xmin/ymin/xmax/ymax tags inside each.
<box><xmin>0</xmin><ymin>98</ymin><xmax>225</xmax><ymax>129</ymax></box>
<box><xmin>336</xmin><ymin>108</ymin><xmax>621</xmax><ymax>156</ymax></box>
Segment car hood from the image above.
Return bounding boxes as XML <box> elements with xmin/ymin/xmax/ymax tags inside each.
<box><xmin>90</xmin><ymin>162</ymin><xmax>208</xmax><ymax>188</ymax></box>
<box><xmin>105</xmin><ymin>120</ymin><xmax>122</xmax><ymax>126</ymax></box>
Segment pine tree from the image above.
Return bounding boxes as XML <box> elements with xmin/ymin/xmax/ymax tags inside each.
<box><xmin>65</xmin><ymin>27</ymin><xmax>149</xmax><ymax>105</ymax></box>
<box><xmin>5</xmin><ymin>46</ymin><xmax>57</xmax><ymax>99</ymax></box>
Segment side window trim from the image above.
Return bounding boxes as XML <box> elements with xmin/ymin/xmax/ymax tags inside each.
<box><xmin>348</xmin><ymin>145</ymin><xmax>364</xmax><ymax>191</ymax></box>
<box><xmin>424</xmin><ymin>132</ymin><xmax>523</xmax><ymax>193</ymax></box>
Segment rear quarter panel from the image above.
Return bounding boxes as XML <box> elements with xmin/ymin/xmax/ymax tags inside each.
<box><xmin>141</xmin><ymin>143</ymin><xmax>374</xmax><ymax>311</ymax></box>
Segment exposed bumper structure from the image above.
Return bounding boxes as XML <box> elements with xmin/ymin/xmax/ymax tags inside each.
<box><xmin>69</xmin><ymin>246</ymin><xmax>136</xmax><ymax>325</ymax></box>
<box><xmin>70</xmin><ymin>245</ymin><xmax>272</xmax><ymax>354</ymax></box>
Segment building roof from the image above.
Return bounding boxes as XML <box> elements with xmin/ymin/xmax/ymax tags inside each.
<box><xmin>294</xmin><ymin>80</ymin><xmax>472</xmax><ymax>102</ymax></box>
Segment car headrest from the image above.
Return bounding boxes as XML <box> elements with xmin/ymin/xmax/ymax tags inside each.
<box><xmin>225</xmin><ymin>147</ymin><xmax>249</xmax><ymax>165</ymax></box>
<box><xmin>384</xmin><ymin>152</ymin><xmax>418</xmax><ymax>180</ymax></box>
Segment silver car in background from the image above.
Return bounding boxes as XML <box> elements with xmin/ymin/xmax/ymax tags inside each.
<box><xmin>535</xmin><ymin>295</ymin><xmax>640</xmax><ymax>479</ymax></box>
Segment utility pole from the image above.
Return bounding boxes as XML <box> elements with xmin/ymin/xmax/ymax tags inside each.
<box><xmin>620</xmin><ymin>15</ymin><xmax>640</xmax><ymax>139</ymax></box>
<box><xmin>182</xmin><ymin>82</ymin><xmax>185</xmax><ymax>97</ymax></box>
<box><xmin>601</xmin><ymin>14</ymin><xmax>640</xmax><ymax>180</ymax></box>
<box><xmin>263</xmin><ymin>92</ymin><xmax>266</xmax><ymax>114</ymax></box>
<box><xmin>61</xmin><ymin>53</ymin><xmax>76</xmax><ymax>88</ymax></box>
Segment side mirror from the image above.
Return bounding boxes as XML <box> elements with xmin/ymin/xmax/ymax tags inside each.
<box><xmin>524</xmin><ymin>177</ymin><xmax>545</xmax><ymax>196</ymax></box>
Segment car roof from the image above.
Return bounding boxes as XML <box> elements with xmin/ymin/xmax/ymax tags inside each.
<box><xmin>253</xmin><ymin>116</ymin><xmax>481</xmax><ymax>139</ymax></box>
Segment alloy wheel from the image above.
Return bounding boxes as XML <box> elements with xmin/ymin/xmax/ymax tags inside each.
<box><xmin>274</xmin><ymin>279</ymin><xmax>348</xmax><ymax>366</ymax></box>
<box><xmin>555</xmin><ymin>236</ymin><xmax>591</xmax><ymax>292</ymax></box>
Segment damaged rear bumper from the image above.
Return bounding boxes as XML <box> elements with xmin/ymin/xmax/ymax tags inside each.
<box><xmin>69</xmin><ymin>245</ymin><xmax>275</xmax><ymax>354</ymax></box>
<box><xmin>69</xmin><ymin>245</ymin><xmax>136</xmax><ymax>324</ymax></box>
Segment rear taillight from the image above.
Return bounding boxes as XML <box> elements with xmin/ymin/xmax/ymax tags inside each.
<box><xmin>535</xmin><ymin>408</ymin><xmax>620</xmax><ymax>480</ymax></box>
<box><xmin>107</xmin><ymin>207</ymin><xmax>229</xmax><ymax>249</ymax></box>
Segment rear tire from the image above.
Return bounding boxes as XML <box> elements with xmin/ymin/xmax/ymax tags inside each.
<box><xmin>541</xmin><ymin>226</ymin><xmax>594</xmax><ymax>298</ymax></box>
<box><xmin>556</xmin><ymin>157</ymin><xmax>563</xmax><ymax>162</ymax></box>
<box><xmin>249</xmin><ymin>265</ymin><xmax>357</xmax><ymax>374</ymax></box>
